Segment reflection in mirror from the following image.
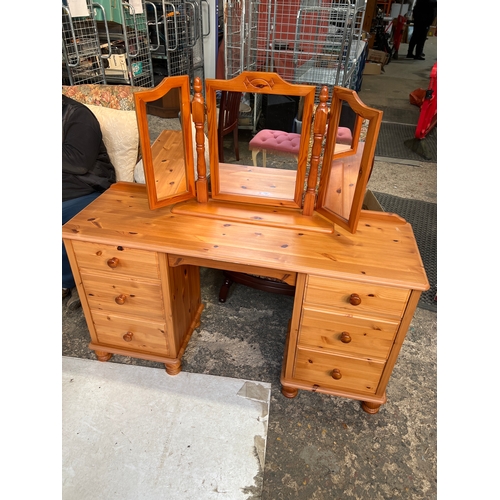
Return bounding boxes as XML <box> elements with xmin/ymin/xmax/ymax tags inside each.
<box><xmin>316</xmin><ymin>86</ymin><xmax>383</xmax><ymax>233</ymax></box>
<box><xmin>134</xmin><ymin>76</ymin><xmax>196</xmax><ymax>210</ymax></box>
<box><xmin>206</xmin><ymin>72</ymin><xmax>316</xmax><ymax>209</ymax></box>
<box><xmin>147</xmin><ymin>87</ymin><xmax>186</xmax><ymax>200</ymax></box>
<box><xmin>216</xmin><ymin>91</ymin><xmax>300</xmax><ymax>202</ymax></box>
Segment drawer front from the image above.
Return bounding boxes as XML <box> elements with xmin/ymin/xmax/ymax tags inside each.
<box><xmin>305</xmin><ymin>275</ymin><xmax>409</xmax><ymax>320</ymax></box>
<box><xmin>72</xmin><ymin>240</ymin><xmax>160</xmax><ymax>280</ymax></box>
<box><xmin>81</xmin><ymin>273</ymin><xmax>165</xmax><ymax>321</ymax></box>
<box><xmin>93</xmin><ymin>312</ymin><xmax>169</xmax><ymax>356</ymax></box>
<box><xmin>299</xmin><ymin>306</ymin><xmax>398</xmax><ymax>361</ymax></box>
<box><xmin>294</xmin><ymin>348</ymin><xmax>384</xmax><ymax>395</ymax></box>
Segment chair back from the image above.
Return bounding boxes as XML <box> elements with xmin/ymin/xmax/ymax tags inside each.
<box><xmin>218</xmin><ymin>91</ymin><xmax>241</xmax><ymax>162</ymax></box>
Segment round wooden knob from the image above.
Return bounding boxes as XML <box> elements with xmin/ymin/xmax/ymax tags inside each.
<box><xmin>349</xmin><ymin>293</ymin><xmax>361</xmax><ymax>306</ymax></box>
<box><xmin>331</xmin><ymin>369</ymin><xmax>342</xmax><ymax>380</ymax></box>
<box><xmin>107</xmin><ymin>257</ymin><xmax>119</xmax><ymax>268</ymax></box>
<box><xmin>115</xmin><ymin>294</ymin><xmax>126</xmax><ymax>305</ymax></box>
<box><xmin>122</xmin><ymin>332</ymin><xmax>133</xmax><ymax>342</ymax></box>
<box><xmin>340</xmin><ymin>331</ymin><xmax>352</xmax><ymax>343</ymax></box>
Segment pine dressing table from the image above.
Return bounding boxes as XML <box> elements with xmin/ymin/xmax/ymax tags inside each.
<box><xmin>63</xmin><ymin>73</ymin><xmax>429</xmax><ymax>414</ymax></box>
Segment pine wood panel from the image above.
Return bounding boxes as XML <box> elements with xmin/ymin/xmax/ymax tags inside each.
<box><xmin>151</xmin><ymin>130</ymin><xmax>187</xmax><ymax>199</ymax></box>
<box><xmin>168</xmin><ymin>254</ymin><xmax>297</xmax><ymax>286</ymax></box>
<box><xmin>92</xmin><ymin>311</ymin><xmax>169</xmax><ymax>356</ymax></box>
<box><xmin>298</xmin><ymin>306</ymin><xmax>399</xmax><ymax>361</ymax></box>
<box><xmin>217</xmin><ymin>163</ymin><xmax>297</xmax><ymax>202</ymax></box>
<box><xmin>294</xmin><ymin>347</ymin><xmax>385</xmax><ymax>395</ymax></box>
<box><xmin>62</xmin><ymin>183</ymin><xmax>429</xmax><ymax>292</ymax></box>
<box><xmin>162</xmin><ymin>259</ymin><xmax>202</xmax><ymax>355</ymax></box>
<box><xmin>172</xmin><ymin>199</ymin><xmax>335</xmax><ymax>233</ymax></box>
<box><xmin>322</xmin><ymin>144</ymin><xmax>364</xmax><ymax>219</ymax></box>
<box><xmin>305</xmin><ymin>275</ymin><xmax>409</xmax><ymax>320</ymax></box>
<box><xmin>71</xmin><ymin>240</ymin><xmax>160</xmax><ymax>279</ymax></box>
<box><xmin>80</xmin><ymin>272</ymin><xmax>164</xmax><ymax>321</ymax></box>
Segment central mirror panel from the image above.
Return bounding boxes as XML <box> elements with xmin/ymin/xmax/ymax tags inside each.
<box><xmin>206</xmin><ymin>72</ymin><xmax>316</xmax><ymax>209</ymax></box>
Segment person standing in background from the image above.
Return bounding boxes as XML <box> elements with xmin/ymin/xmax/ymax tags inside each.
<box><xmin>406</xmin><ymin>0</ymin><xmax>437</xmax><ymax>60</ymax></box>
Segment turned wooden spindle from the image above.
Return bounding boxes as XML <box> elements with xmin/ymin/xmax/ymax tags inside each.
<box><xmin>122</xmin><ymin>332</ymin><xmax>133</xmax><ymax>342</ymax></box>
<box><xmin>107</xmin><ymin>257</ymin><xmax>119</xmax><ymax>268</ymax></box>
<box><xmin>192</xmin><ymin>76</ymin><xmax>208</xmax><ymax>203</ymax></box>
<box><xmin>115</xmin><ymin>294</ymin><xmax>126</xmax><ymax>305</ymax></box>
<box><xmin>303</xmin><ymin>86</ymin><xmax>329</xmax><ymax>216</ymax></box>
<box><xmin>340</xmin><ymin>331</ymin><xmax>352</xmax><ymax>343</ymax></box>
<box><xmin>331</xmin><ymin>368</ymin><xmax>342</xmax><ymax>380</ymax></box>
<box><xmin>349</xmin><ymin>293</ymin><xmax>361</xmax><ymax>305</ymax></box>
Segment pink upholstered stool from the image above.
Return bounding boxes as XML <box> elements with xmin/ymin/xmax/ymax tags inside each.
<box><xmin>336</xmin><ymin>126</ymin><xmax>353</xmax><ymax>145</ymax></box>
<box><xmin>249</xmin><ymin>127</ymin><xmax>353</xmax><ymax>167</ymax></box>
<box><xmin>249</xmin><ymin>129</ymin><xmax>301</xmax><ymax>167</ymax></box>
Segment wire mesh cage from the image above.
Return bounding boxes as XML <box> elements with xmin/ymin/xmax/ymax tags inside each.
<box><xmin>146</xmin><ymin>1</ymin><xmax>205</xmax><ymax>93</ymax></box>
<box><xmin>62</xmin><ymin>1</ymin><xmax>107</xmax><ymax>85</ymax></box>
<box><xmin>223</xmin><ymin>0</ymin><xmax>367</xmax><ymax>103</ymax></box>
<box><xmin>115</xmin><ymin>0</ymin><xmax>155</xmax><ymax>87</ymax></box>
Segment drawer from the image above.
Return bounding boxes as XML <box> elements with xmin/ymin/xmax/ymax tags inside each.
<box><xmin>81</xmin><ymin>272</ymin><xmax>165</xmax><ymax>322</ymax></box>
<box><xmin>299</xmin><ymin>306</ymin><xmax>398</xmax><ymax>361</ymax></box>
<box><xmin>293</xmin><ymin>347</ymin><xmax>384</xmax><ymax>395</ymax></box>
<box><xmin>93</xmin><ymin>312</ymin><xmax>169</xmax><ymax>356</ymax></box>
<box><xmin>305</xmin><ymin>275</ymin><xmax>409</xmax><ymax>320</ymax></box>
<box><xmin>72</xmin><ymin>240</ymin><xmax>160</xmax><ymax>280</ymax></box>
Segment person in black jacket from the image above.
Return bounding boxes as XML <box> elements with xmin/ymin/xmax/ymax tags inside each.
<box><xmin>406</xmin><ymin>0</ymin><xmax>437</xmax><ymax>60</ymax></box>
<box><xmin>62</xmin><ymin>95</ymin><xmax>116</xmax><ymax>309</ymax></box>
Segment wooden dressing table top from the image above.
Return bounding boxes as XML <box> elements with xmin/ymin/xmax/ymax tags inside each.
<box><xmin>62</xmin><ymin>182</ymin><xmax>429</xmax><ymax>291</ymax></box>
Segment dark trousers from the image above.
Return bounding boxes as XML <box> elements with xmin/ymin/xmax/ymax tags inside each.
<box><xmin>408</xmin><ymin>22</ymin><xmax>429</xmax><ymax>57</ymax></box>
<box><xmin>62</xmin><ymin>192</ymin><xmax>100</xmax><ymax>289</ymax></box>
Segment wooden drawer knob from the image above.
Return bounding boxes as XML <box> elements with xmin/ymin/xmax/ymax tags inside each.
<box><xmin>115</xmin><ymin>294</ymin><xmax>127</xmax><ymax>305</ymax></box>
<box><xmin>340</xmin><ymin>331</ymin><xmax>352</xmax><ymax>343</ymax></box>
<box><xmin>331</xmin><ymin>369</ymin><xmax>342</xmax><ymax>380</ymax></box>
<box><xmin>122</xmin><ymin>331</ymin><xmax>133</xmax><ymax>342</ymax></box>
<box><xmin>107</xmin><ymin>257</ymin><xmax>119</xmax><ymax>268</ymax></box>
<box><xmin>349</xmin><ymin>293</ymin><xmax>361</xmax><ymax>306</ymax></box>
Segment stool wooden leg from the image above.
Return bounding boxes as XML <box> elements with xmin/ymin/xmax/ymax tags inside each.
<box><xmin>252</xmin><ymin>149</ymin><xmax>259</xmax><ymax>167</ymax></box>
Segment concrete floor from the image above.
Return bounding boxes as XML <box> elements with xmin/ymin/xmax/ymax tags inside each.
<box><xmin>62</xmin><ymin>37</ymin><xmax>438</xmax><ymax>499</ymax></box>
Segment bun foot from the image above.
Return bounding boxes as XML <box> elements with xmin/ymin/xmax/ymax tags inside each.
<box><xmin>361</xmin><ymin>401</ymin><xmax>381</xmax><ymax>414</ymax></box>
<box><xmin>165</xmin><ymin>361</ymin><xmax>181</xmax><ymax>376</ymax></box>
<box><xmin>95</xmin><ymin>350</ymin><xmax>112</xmax><ymax>362</ymax></box>
<box><xmin>281</xmin><ymin>385</ymin><xmax>298</xmax><ymax>398</ymax></box>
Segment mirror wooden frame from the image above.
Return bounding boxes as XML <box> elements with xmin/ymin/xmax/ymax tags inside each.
<box><xmin>134</xmin><ymin>75</ymin><xmax>196</xmax><ymax>210</ymax></box>
<box><xmin>205</xmin><ymin>72</ymin><xmax>316</xmax><ymax>209</ymax></box>
<box><xmin>316</xmin><ymin>86</ymin><xmax>383</xmax><ymax>234</ymax></box>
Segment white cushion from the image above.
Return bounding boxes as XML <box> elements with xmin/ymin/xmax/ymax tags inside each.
<box><xmin>134</xmin><ymin>159</ymin><xmax>145</xmax><ymax>184</ymax></box>
<box><xmin>84</xmin><ymin>104</ymin><xmax>139</xmax><ymax>183</ymax></box>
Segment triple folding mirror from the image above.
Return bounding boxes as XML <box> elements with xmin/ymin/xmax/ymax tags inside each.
<box><xmin>134</xmin><ymin>71</ymin><xmax>382</xmax><ymax>233</ymax></box>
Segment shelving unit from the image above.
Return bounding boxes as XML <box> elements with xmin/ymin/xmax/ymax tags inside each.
<box><xmin>223</xmin><ymin>0</ymin><xmax>368</xmax><ymax>108</ymax></box>
<box><xmin>62</xmin><ymin>1</ymin><xmax>108</xmax><ymax>85</ymax></box>
<box><xmin>97</xmin><ymin>0</ymin><xmax>155</xmax><ymax>87</ymax></box>
<box><xmin>145</xmin><ymin>0</ymin><xmax>205</xmax><ymax>92</ymax></box>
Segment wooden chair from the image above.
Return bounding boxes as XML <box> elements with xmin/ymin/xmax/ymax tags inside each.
<box><xmin>219</xmin><ymin>271</ymin><xmax>295</xmax><ymax>303</ymax></box>
<box><xmin>218</xmin><ymin>90</ymin><xmax>241</xmax><ymax>163</ymax></box>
